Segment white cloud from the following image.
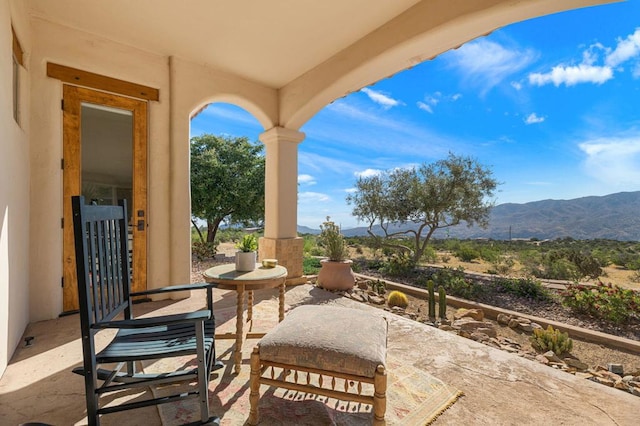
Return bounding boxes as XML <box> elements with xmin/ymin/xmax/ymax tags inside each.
<box><xmin>606</xmin><ymin>28</ymin><xmax>640</xmax><ymax>68</ymax></box>
<box><xmin>524</xmin><ymin>113</ymin><xmax>545</xmax><ymax>124</ymax></box>
<box><xmin>446</xmin><ymin>38</ymin><xmax>537</xmax><ymax>95</ymax></box>
<box><xmin>355</xmin><ymin>168</ymin><xmax>383</xmax><ymax>178</ymax></box>
<box><xmin>416</xmin><ymin>92</ymin><xmax>460</xmax><ymax>114</ymax></box>
<box><xmin>529</xmin><ymin>64</ymin><xmax>613</xmax><ymax>87</ymax></box>
<box><xmin>511</xmin><ymin>81</ymin><xmax>523</xmax><ymax>90</ymax></box>
<box><xmin>416</xmin><ymin>101</ymin><xmax>433</xmax><ymax>114</ymax></box>
<box><xmin>361</xmin><ymin>88</ymin><xmax>403</xmax><ymax>109</ymax></box>
<box><xmin>579</xmin><ymin>136</ymin><xmax>640</xmax><ymax>185</ymax></box>
<box><xmin>344</xmin><ymin>187</ymin><xmax>357</xmax><ymax>194</ymax></box>
<box><xmin>529</xmin><ymin>28</ymin><xmax>640</xmax><ymax>88</ymax></box>
<box><xmin>298</xmin><ymin>174</ymin><xmax>316</xmax><ymax>185</ymax></box>
<box><xmin>298</xmin><ymin>191</ymin><xmax>330</xmax><ymax>203</ymax></box>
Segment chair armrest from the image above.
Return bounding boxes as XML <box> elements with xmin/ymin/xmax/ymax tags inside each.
<box><xmin>131</xmin><ymin>282</ymin><xmax>216</xmax><ymax>297</ymax></box>
<box><xmin>93</xmin><ymin>310</ymin><xmax>212</xmax><ymax>330</ymax></box>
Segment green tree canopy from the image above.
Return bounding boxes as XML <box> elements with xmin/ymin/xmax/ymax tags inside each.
<box><xmin>190</xmin><ymin>134</ymin><xmax>265</xmax><ymax>244</ymax></box>
<box><xmin>346</xmin><ymin>153</ymin><xmax>499</xmax><ymax>263</ymax></box>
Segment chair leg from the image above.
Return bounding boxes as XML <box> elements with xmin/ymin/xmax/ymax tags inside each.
<box><xmin>248</xmin><ymin>347</ymin><xmax>261</xmax><ymax>425</ymax></box>
<box><xmin>195</xmin><ymin>321</ymin><xmax>211</xmax><ymax>423</ymax></box>
<box><xmin>373</xmin><ymin>365</ymin><xmax>387</xmax><ymax>426</ymax></box>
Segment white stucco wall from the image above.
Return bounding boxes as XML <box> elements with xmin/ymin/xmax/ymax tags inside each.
<box><xmin>168</xmin><ymin>56</ymin><xmax>278</xmax><ymax>285</ymax></box>
<box><xmin>1</xmin><ymin>0</ymin><xmax>30</xmax><ymax>376</ymax></box>
<box><xmin>28</xmin><ymin>18</ymin><xmax>171</xmax><ymax>321</ymax></box>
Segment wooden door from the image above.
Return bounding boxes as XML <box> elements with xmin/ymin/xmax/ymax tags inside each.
<box><xmin>62</xmin><ymin>85</ymin><xmax>148</xmax><ymax>312</ymax></box>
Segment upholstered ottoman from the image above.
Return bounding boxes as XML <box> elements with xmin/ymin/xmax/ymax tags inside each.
<box><xmin>248</xmin><ymin>304</ymin><xmax>388</xmax><ymax>425</ymax></box>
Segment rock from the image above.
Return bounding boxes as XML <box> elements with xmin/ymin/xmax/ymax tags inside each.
<box><xmin>536</xmin><ymin>354</ymin><xmax>550</xmax><ymax>365</ymax></box>
<box><xmin>357</xmin><ymin>281</ymin><xmax>369</xmax><ymax>290</ymax></box>
<box><xmin>591</xmin><ymin>376</ymin><xmax>615</xmax><ymax>387</ymax></box>
<box><xmin>574</xmin><ymin>372</ymin><xmax>594</xmax><ymax>380</ymax></box>
<box><xmin>614</xmin><ymin>380</ymin><xmax>629</xmax><ymax>391</ymax></box>
<box><xmin>454</xmin><ymin>308</ymin><xmax>484</xmax><ymax>321</ymax></box>
<box><xmin>518</xmin><ymin>323</ymin><xmax>534</xmax><ymax>333</ymax></box>
<box><xmin>496</xmin><ymin>313</ymin><xmax>511</xmax><ymax>325</ymax></box>
<box><xmin>564</xmin><ymin>357</ymin><xmax>589</xmax><ymax>371</ymax></box>
<box><xmin>508</xmin><ymin>319</ymin><xmax>521</xmax><ymax>329</ymax></box>
<box><xmin>438</xmin><ymin>324</ymin><xmax>455</xmax><ymax>331</ymax></box>
<box><xmin>471</xmin><ymin>332</ymin><xmax>490</xmax><ymax>343</ymax></box>
<box><xmin>607</xmin><ymin>363</ymin><xmax>624</xmax><ymax>375</ymax></box>
<box><xmin>367</xmin><ymin>294</ymin><xmax>386</xmax><ymax>305</ymax></box>
<box><xmin>543</xmin><ymin>351</ymin><xmax>562</xmax><ymax>363</ymax></box>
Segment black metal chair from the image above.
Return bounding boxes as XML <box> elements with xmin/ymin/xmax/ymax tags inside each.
<box><xmin>71</xmin><ymin>195</ymin><xmax>220</xmax><ymax>425</ymax></box>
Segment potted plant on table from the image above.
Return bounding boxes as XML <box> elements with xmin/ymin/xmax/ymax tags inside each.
<box><xmin>235</xmin><ymin>234</ymin><xmax>258</xmax><ymax>271</ymax></box>
<box><xmin>317</xmin><ymin>217</ymin><xmax>355</xmax><ymax>290</ymax></box>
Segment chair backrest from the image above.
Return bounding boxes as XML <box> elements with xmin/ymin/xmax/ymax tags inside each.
<box><xmin>72</xmin><ymin>195</ymin><xmax>133</xmax><ymax>329</ymax></box>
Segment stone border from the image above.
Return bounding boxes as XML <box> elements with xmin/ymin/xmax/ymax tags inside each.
<box><xmin>354</xmin><ymin>273</ymin><xmax>640</xmax><ymax>355</ymax></box>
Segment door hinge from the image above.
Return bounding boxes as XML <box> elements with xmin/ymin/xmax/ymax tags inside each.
<box><xmin>61</xmin><ymin>158</ymin><xmax>64</xmax><ymax>170</ymax></box>
<box><xmin>61</xmin><ymin>99</ymin><xmax>64</xmax><ymax>111</ymax></box>
<box><xmin>61</xmin><ymin>217</ymin><xmax>64</xmax><ymax>228</ymax></box>
<box><xmin>61</xmin><ymin>277</ymin><xmax>64</xmax><ymax>288</ymax></box>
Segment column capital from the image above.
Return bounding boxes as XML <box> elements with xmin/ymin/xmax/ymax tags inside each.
<box><xmin>259</xmin><ymin>126</ymin><xmax>305</xmax><ymax>145</ymax></box>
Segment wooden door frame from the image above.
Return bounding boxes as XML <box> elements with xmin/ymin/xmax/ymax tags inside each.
<box><xmin>62</xmin><ymin>85</ymin><xmax>148</xmax><ymax>312</ymax></box>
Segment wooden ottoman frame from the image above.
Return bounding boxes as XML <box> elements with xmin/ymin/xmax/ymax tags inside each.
<box><xmin>248</xmin><ymin>305</ymin><xmax>388</xmax><ymax>425</ymax></box>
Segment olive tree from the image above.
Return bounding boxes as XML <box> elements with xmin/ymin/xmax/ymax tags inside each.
<box><xmin>190</xmin><ymin>134</ymin><xmax>265</xmax><ymax>244</ymax></box>
<box><xmin>346</xmin><ymin>153</ymin><xmax>498</xmax><ymax>264</ymax></box>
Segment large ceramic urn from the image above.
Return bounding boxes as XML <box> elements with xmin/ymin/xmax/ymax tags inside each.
<box><xmin>317</xmin><ymin>259</ymin><xmax>355</xmax><ymax>290</ymax></box>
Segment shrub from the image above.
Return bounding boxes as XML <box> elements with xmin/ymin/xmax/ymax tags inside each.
<box><xmin>302</xmin><ymin>256</ymin><xmax>322</xmax><ymax>275</ymax></box>
<box><xmin>530</xmin><ymin>325</ymin><xmax>573</xmax><ymax>356</ymax></box>
<box><xmin>420</xmin><ymin>246</ymin><xmax>438</xmax><ymax>264</ymax></box>
<box><xmin>387</xmin><ymin>290</ymin><xmax>409</xmax><ymax>308</ymax></box>
<box><xmin>562</xmin><ymin>282</ymin><xmax>640</xmax><ymax>324</ymax></box>
<box><xmin>433</xmin><ymin>266</ymin><xmax>484</xmax><ymax>300</ymax></box>
<box><xmin>487</xmin><ymin>255</ymin><xmax>515</xmax><ymax>275</ymax></box>
<box><xmin>192</xmin><ymin>241</ymin><xmax>216</xmax><ymax>260</ymax></box>
<box><xmin>455</xmin><ymin>243</ymin><xmax>480</xmax><ymax>262</ymax></box>
<box><xmin>381</xmin><ymin>252</ymin><xmax>415</xmax><ymax>276</ymax></box>
<box><xmin>491</xmin><ymin>277</ymin><xmax>551</xmax><ymax>301</ymax></box>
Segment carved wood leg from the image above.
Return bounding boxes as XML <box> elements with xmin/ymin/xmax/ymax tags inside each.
<box><xmin>248</xmin><ymin>347</ymin><xmax>261</xmax><ymax>425</ymax></box>
<box><xmin>373</xmin><ymin>365</ymin><xmax>387</xmax><ymax>425</ymax></box>
<box><xmin>278</xmin><ymin>280</ymin><xmax>285</xmax><ymax>322</ymax></box>
<box><xmin>247</xmin><ymin>289</ymin><xmax>254</xmax><ymax>323</ymax></box>
<box><xmin>234</xmin><ymin>286</ymin><xmax>245</xmax><ymax>374</ymax></box>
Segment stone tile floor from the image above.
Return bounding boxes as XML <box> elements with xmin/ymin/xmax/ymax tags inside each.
<box><xmin>1</xmin><ymin>283</ymin><xmax>638</xmax><ymax>425</ymax></box>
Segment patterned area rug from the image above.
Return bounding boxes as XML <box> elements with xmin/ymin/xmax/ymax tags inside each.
<box><xmin>147</xmin><ymin>305</ymin><xmax>462</xmax><ymax>425</ymax></box>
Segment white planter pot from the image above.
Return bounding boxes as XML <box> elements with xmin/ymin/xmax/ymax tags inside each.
<box><xmin>235</xmin><ymin>251</ymin><xmax>257</xmax><ymax>271</ymax></box>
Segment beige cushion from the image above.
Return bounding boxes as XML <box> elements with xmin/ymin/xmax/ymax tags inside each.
<box><xmin>258</xmin><ymin>305</ymin><xmax>387</xmax><ymax>378</ymax></box>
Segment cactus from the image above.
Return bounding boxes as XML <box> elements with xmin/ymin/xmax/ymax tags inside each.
<box><xmin>530</xmin><ymin>325</ymin><xmax>573</xmax><ymax>356</ymax></box>
<box><xmin>438</xmin><ymin>286</ymin><xmax>447</xmax><ymax>319</ymax></box>
<box><xmin>387</xmin><ymin>290</ymin><xmax>409</xmax><ymax>308</ymax></box>
<box><xmin>427</xmin><ymin>280</ymin><xmax>436</xmax><ymax>319</ymax></box>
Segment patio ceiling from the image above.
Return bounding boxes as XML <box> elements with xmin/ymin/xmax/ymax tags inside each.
<box><xmin>27</xmin><ymin>0</ymin><xmax>422</xmax><ymax>89</ymax></box>
<box><xmin>26</xmin><ymin>0</ymin><xmax>615</xmax><ymax>95</ymax></box>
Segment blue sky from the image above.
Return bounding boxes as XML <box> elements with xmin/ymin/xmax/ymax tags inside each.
<box><xmin>191</xmin><ymin>1</ymin><xmax>640</xmax><ymax>229</ymax></box>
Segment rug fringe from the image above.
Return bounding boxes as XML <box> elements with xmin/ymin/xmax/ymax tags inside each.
<box><xmin>425</xmin><ymin>391</ymin><xmax>464</xmax><ymax>426</ymax></box>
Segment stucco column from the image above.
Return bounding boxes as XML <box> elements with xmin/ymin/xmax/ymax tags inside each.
<box><xmin>258</xmin><ymin>127</ymin><xmax>306</xmax><ymax>284</ymax></box>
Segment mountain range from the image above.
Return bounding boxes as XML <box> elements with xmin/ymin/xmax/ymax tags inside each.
<box><xmin>298</xmin><ymin>191</ymin><xmax>640</xmax><ymax>241</ymax></box>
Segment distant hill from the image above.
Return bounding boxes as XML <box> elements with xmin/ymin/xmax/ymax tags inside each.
<box><xmin>331</xmin><ymin>191</ymin><xmax>640</xmax><ymax>241</ymax></box>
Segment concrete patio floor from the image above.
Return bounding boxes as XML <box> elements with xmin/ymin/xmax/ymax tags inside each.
<box><xmin>1</xmin><ymin>282</ymin><xmax>638</xmax><ymax>425</ymax></box>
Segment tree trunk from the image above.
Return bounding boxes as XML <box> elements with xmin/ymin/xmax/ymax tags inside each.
<box><xmin>206</xmin><ymin>218</ymin><xmax>223</xmax><ymax>243</ymax></box>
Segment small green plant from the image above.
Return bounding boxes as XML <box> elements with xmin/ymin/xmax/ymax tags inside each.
<box><xmin>236</xmin><ymin>234</ymin><xmax>258</xmax><ymax>252</ymax></box>
<box><xmin>370</xmin><ymin>279</ymin><xmax>387</xmax><ymax>295</ymax></box>
<box><xmin>427</xmin><ymin>280</ymin><xmax>436</xmax><ymax>319</ymax></box>
<box><xmin>530</xmin><ymin>325</ymin><xmax>573</xmax><ymax>356</ymax></box>
<box><xmin>387</xmin><ymin>290</ymin><xmax>409</xmax><ymax>308</ymax></box>
<box><xmin>438</xmin><ymin>286</ymin><xmax>447</xmax><ymax>319</ymax></box>
<box><xmin>319</xmin><ymin>217</ymin><xmax>347</xmax><ymax>261</ymax></box>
